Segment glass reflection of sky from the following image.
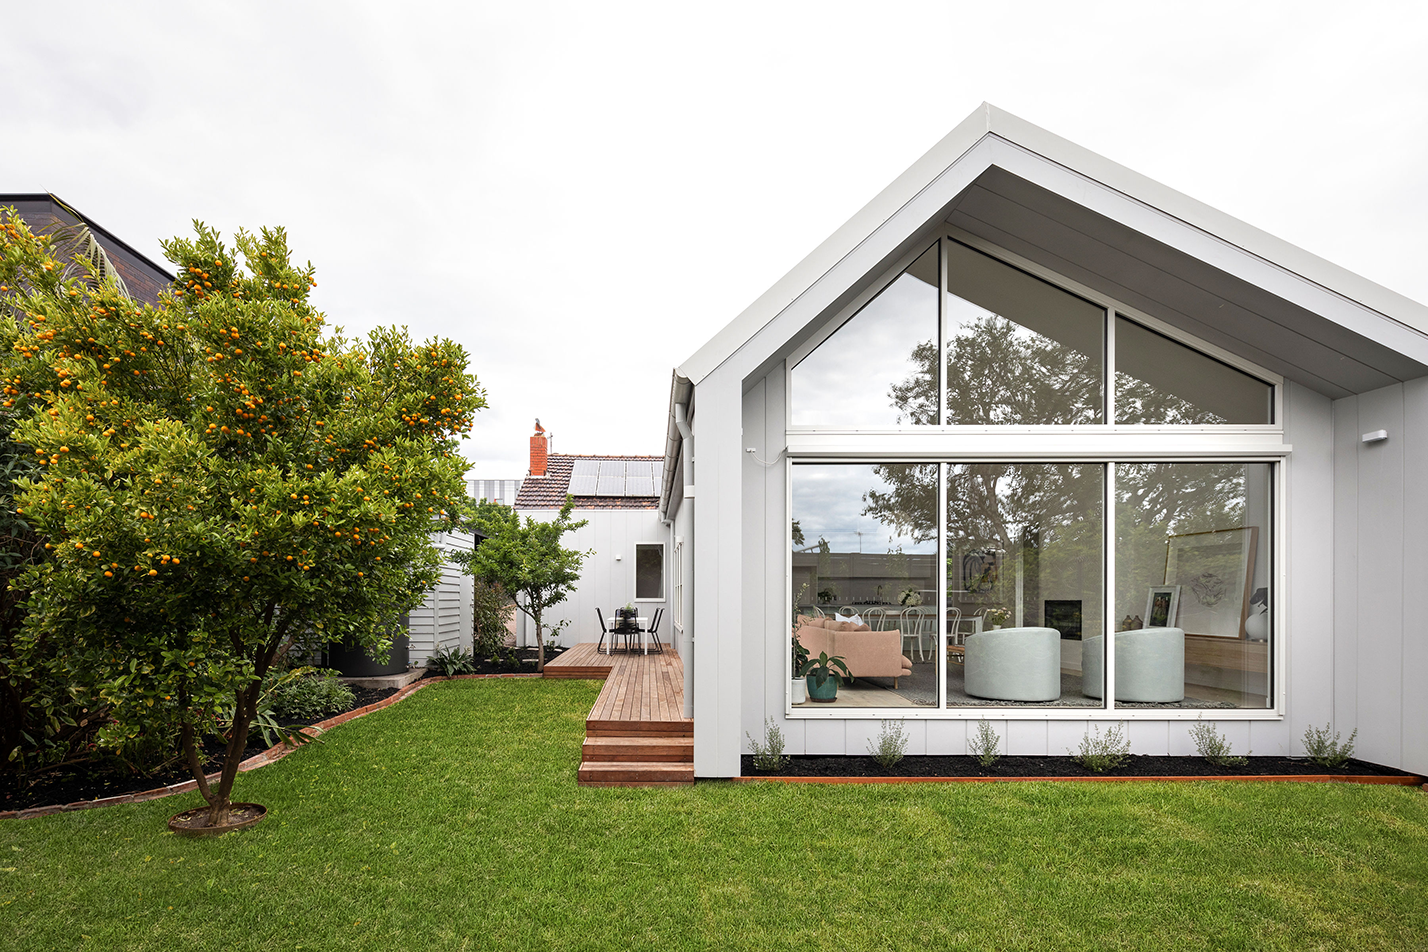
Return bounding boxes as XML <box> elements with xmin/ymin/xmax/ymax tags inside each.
<box><xmin>790</xmin><ymin>271</ymin><xmax>935</xmax><ymax>426</ymax></box>
<box><xmin>792</xmin><ymin>464</ymin><xmax>934</xmax><ymax>555</ymax></box>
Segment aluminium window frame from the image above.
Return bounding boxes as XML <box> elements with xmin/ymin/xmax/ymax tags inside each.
<box><xmin>783</xmin><ymin>232</ymin><xmax>1288</xmax><ymax>721</ymax></box>
<box><xmin>633</xmin><ymin>540</ymin><xmax>667</xmax><ymax>603</ymax></box>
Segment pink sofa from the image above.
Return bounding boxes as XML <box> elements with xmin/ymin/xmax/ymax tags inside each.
<box><xmin>794</xmin><ymin>616</ymin><xmax>914</xmax><ymax>687</ymax></box>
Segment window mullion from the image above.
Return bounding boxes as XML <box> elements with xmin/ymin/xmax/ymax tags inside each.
<box><xmin>1105</xmin><ymin>308</ymin><xmax>1116</xmax><ymax>425</ymax></box>
<box><xmin>1104</xmin><ymin>461</ymin><xmax>1116</xmax><ymax>712</ymax></box>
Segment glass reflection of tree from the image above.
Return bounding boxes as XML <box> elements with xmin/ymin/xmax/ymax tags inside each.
<box><xmin>1117</xmin><ymin>375</ymin><xmax>1227</xmax><ymax>425</ymax></box>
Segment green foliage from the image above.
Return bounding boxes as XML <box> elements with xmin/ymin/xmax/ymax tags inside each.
<box><xmin>472</xmin><ymin>578</ymin><xmax>514</xmax><ymax>657</ymax></box>
<box><xmin>11</xmin><ymin>683</ymin><xmax>1428</xmax><ymax>951</ymax></box>
<box><xmin>746</xmin><ymin>716</ymin><xmax>789</xmax><ymax>772</ymax></box>
<box><xmin>969</xmin><ymin>717</ymin><xmax>1001</xmax><ymax>768</ymax></box>
<box><xmin>0</xmin><ymin>211</ymin><xmax>484</xmax><ymax>822</ymax></box>
<box><xmin>1189</xmin><ymin>715</ymin><xmax>1248</xmax><ymax>767</ymax></box>
<box><xmin>865</xmin><ymin>719</ymin><xmax>909</xmax><ymax>769</ymax></box>
<box><xmin>799</xmin><ymin>651</ymin><xmax>850</xmax><ymax>688</ymax></box>
<box><xmin>791</xmin><ymin>631</ymin><xmax>809</xmax><ymax>676</ymax></box>
<box><xmin>457</xmin><ymin>497</ymin><xmax>588</xmax><ymax>671</ymax></box>
<box><xmin>1069</xmin><ymin>722</ymin><xmax>1131</xmax><ymax>772</ymax></box>
<box><xmin>1303</xmin><ymin>722</ymin><xmax>1358</xmax><ymax>769</ymax></box>
<box><xmin>428</xmin><ymin>645</ymin><xmax>475</xmax><ymax>677</ymax></box>
<box><xmin>266</xmin><ymin>667</ymin><xmax>354</xmax><ymax>722</ymax></box>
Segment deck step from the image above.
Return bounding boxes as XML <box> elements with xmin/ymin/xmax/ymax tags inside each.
<box><xmin>577</xmin><ymin>761</ymin><xmax>695</xmax><ymax>786</ymax></box>
<box><xmin>583</xmin><ymin>735</ymin><xmax>693</xmax><ymax>763</ymax></box>
<box><xmin>543</xmin><ymin>666</ymin><xmax>612</xmax><ymax>680</ymax></box>
<box><xmin>586</xmin><ymin>718</ymin><xmax>693</xmax><ymax>738</ymax></box>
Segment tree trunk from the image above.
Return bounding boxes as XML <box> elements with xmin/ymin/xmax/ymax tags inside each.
<box><xmin>534</xmin><ymin>607</ymin><xmax>545</xmax><ymax>672</ymax></box>
<box><xmin>188</xmin><ymin>680</ymin><xmax>262</xmax><ymax>828</ymax></box>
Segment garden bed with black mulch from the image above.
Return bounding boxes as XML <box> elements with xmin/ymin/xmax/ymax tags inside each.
<box><xmin>2</xmin><ymin>647</ymin><xmax>573</xmax><ymax>814</ymax></box>
<box><xmin>458</xmin><ymin>644</ymin><xmax>567</xmax><ymax>676</ymax></box>
<box><xmin>741</xmin><ymin>754</ymin><xmax>1421</xmax><ymax>781</ymax></box>
<box><xmin>1</xmin><ymin>683</ymin><xmax>406</xmax><ymax>813</ymax></box>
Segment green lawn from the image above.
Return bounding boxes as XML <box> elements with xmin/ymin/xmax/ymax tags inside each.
<box><xmin>3</xmin><ymin>679</ymin><xmax>1426</xmax><ymax>951</ymax></box>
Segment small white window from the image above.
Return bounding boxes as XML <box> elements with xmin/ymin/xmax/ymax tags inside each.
<box><xmin>634</xmin><ymin>542</ymin><xmax>665</xmax><ymax>601</ymax></box>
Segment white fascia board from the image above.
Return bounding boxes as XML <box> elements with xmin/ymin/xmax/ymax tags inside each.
<box><xmin>981</xmin><ymin>138</ymin><xmax>1428</xmax><ymax>364</ymax></box>
<box><xmin>675</xmin><ymin>105</ymin><xmax>998</xmax><ymax>385</ymax></box>
<box><xmin>981</xmin><ymin>104</ymin><xmax>1428</xmax><ymax>336</ymax></box>
<box><xmin>785</xmin><ymin>429</ymin><xmax>1290</xmax><ymax>459</ymax></box>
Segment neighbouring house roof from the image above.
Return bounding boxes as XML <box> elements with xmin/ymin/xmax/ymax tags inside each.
<box><xmin>515</xmin><ymin>455</ymin><xmax>664</xmax><ymax>510</ymax></box>
<box><xmin>1</xmin><ymin>193</ymin><xmax>173</xmax><ymax>306</ymax></box>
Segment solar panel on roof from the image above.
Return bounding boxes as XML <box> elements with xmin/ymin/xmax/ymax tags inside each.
<box><xmin>595</xmin><ymin>460</ymin><xmax>626</xmax><ymax>496</ymax></box>
<box><xmin>568</xmin><ymin>459</ymin><xmax>600</xmax><ymax>495</ymax></box>
<box><xmin>626</xmin><ymin>475</ymin><xmax>655</xmax><ymax>496</ymax></box>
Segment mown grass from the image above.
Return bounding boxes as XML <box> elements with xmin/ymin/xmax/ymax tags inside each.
<box><xmin>3</xmin><ymin>678</ymin><xmax>1427</xmax><ymax>951</ymax></box>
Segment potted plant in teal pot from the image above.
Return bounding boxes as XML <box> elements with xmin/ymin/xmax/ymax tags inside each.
<box><xmin>800</xmin><ymin>651</ymin><xmax>850</xmax><ymax>702</ymax></box>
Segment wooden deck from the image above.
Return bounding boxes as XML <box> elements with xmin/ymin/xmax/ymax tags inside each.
<box><xmin>544</xmin><ymin>642</ymin><xmax>694</xmax><ymax>787</ymax></box>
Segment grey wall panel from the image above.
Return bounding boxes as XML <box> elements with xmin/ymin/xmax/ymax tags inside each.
<box><xmin>1283</xmin><ymin>383</ymin><xmax>1336</xmax><ymax>758</ymax></box>
<box><xmin>1127</xmin><ymin>720</ymin><xmax>1170</xmax><ymax>757</ymax></box>
<box><xmin>741</xmin><ymin>378</ymin><xmax>767</xmax><ymax>754</ymax></box>
<box><xmin>1332</xmin><ymin>395</ymin><xmax>1361</xmax><ymax>745</ymax></box>
<box><xmin>1352</xmin><ymin>385</ymin><xmax>1405</xmax><ymax>767</ymax></box>
<box><xmin>1005</xmin><ymin>720</ymin><xmax>1047</xmax><ymax>756</ymax></box>
<box><xmin>925</xmin><ymin>719</ymin><xmax>968</xmax><ymax>755</ymax></box>
<box><xmin>1400</xmin><ymin>377</ymin><xmax>1428</xmax><ymax>775</ymax></box>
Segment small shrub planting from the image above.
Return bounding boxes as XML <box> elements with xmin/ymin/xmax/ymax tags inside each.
<box><xmin>1069</xmin><ymin>722</ymin><xmax>1131</xmax><ymax>772</ymax></box>
<box><xmin>746</xmin><ymin>717</ymin><xmax>790</xmax><ymax>772</ymax></box>
<box><xmin>1303</xmin><ymin>722</ymin><xmax>1357</xmax><ymax>768</ymax></box>
<box><xmin>1188</xmin><ymin>716</ymin><xmax>1248</xmax><ymax>767</ymax></box>
<box><xmin>472</xmin><ymin>580</ymin><xmax>515</xmax><ymax>658</ymax></box>
<box><xmin>268</xmin><ymin>668</ymin><xmax>355</xmax><ymax>722</ymax></box>
<box><xmin>865</xmin><ymin>719</ymin><xmax>910</xmax><ymax>769</ymax></box>
<box><xmin>968</xmin><ymin>718</ymin><xmax>1001</xmax><ymax>768</ymax></box>
<box><xmin>428</xmin><ymin>645</ymin><xmax>475</xmax><ymax>678</ymax></box>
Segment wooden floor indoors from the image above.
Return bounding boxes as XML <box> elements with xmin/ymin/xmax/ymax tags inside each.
<box><xmin>544</xmin><ymin>642</ymin><xmax>694</xmax><ymax>787</ymax></box>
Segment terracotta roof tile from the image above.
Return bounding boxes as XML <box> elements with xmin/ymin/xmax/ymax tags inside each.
<box><xmin>514</xmin><ymin>454</ymin><xmax>662</xmax><ymax>510</ymax></box>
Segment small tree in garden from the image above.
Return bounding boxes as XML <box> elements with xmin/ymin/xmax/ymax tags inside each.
<box><xmin>0</xmin><ymin>210</ymin><xmax>484</xmax><ymax>827</ymax></box>
<box><xmin>459</xmin><ymin>497</ymin><xmax>587</xmax><ymax>672</ymax></box>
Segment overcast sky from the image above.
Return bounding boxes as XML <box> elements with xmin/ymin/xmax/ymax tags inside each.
<box><xmin>5</xmin><ymin>1</ymin><xmax>1425</xmax><ymax>479</ymax></box>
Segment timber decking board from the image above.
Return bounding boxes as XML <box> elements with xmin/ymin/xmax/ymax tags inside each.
<box><xmin>545</xmin><ymin>643</ymin><xmax>693</xmax><ymax>786</ymax></box>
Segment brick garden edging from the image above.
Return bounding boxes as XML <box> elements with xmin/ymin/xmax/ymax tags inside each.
<box><xmin>0</xmin><ymin>672</ymin><xmax>542</xmax><ymax>821</ymax></box>
<box><xmin>736</xmin><ymin>773</ymin><xmax>1426</xmax><ymax>786</ymax></box>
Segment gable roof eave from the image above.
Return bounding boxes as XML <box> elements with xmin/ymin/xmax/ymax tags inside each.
<box><xmin>673</xmin><ymin>104</ymin><xmax>1428</xmax><ymax>392</ymax></box>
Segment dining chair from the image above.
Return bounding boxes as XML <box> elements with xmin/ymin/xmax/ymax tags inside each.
<box><xmin>864</xmin><ymin>607</ymin><xmax>887</xmax><ymax>631</ymax></box>
<box><xmin>646</xmin><ymin>607</ymin><xmax>665</xmax><ymax>653</ymax></box>
<box><xmin>902</xmin><ymin>607</ymin><xmax>934</xmax><ymax>663</ymax></box>
<box><xmin>595</xmin><ymin>607</ymin><xmax>618</xmax><ymax>654</ymax></box>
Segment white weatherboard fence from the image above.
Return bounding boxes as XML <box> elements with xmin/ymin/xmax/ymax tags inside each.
<box><xmin>406</xmin><ymin>531</ymin><xmax>475</xmax><ymax>664</ymax></box>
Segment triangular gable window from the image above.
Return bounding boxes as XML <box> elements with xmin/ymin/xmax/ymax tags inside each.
<box><xmin>791</xmin><ymin>238</ymin><xmax>1273</xmax><ymax>426</ymax></box>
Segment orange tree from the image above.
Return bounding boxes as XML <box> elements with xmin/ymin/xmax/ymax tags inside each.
<box><xmin>0</xmin><ymin>211</ymin><xmax>484</xmax><ymax>826</ymax></box>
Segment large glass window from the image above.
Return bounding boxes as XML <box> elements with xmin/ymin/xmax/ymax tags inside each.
<box><xmin>1113</xmin><ymin>462</ymin><xmax>1272</xmax><ymax>709</ymax></box>
<box><xmin>1115</xmin><ymin>318</ymin><xmax>1273</xmax><ymax>424</ymax></box>
<box><xmin>789</xmin><ymin>238</ymin><xmax>1276</xmax><ymax>429</ymax></box>
<box><xmin>791</xmin><ymin>463</ymin><xmax>937</xmax><ymax>708</ymax></box>
<box><xmin>945</xmin><ymin>463</ymin><xmax>1103</xmax><ymax>708</ymax></box>
<box><xmin>790</xmin><ymin>245</ymin><xmax>938</xmax><ymax>426</ymax></box>
<box><xmin>944</xmin><ymin>242</ymin><xmax>1104</xmax><ymax>425</ymax></box>
<box><xmin>787</xmin><ymin>235</ymin><xmax>1280</xmax><ymax>715</ymax></box>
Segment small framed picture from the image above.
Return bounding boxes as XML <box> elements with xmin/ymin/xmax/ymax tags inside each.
<box><xmin>1144</xmin><ymin>585</ymin><xmax>1180</xmax><ymax>629</ymax></box>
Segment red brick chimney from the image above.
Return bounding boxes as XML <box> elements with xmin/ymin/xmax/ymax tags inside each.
<box><xmin>529</xmin><ymin>419</ymin><xmax>548</xmax><ymax>477</ymax></box>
